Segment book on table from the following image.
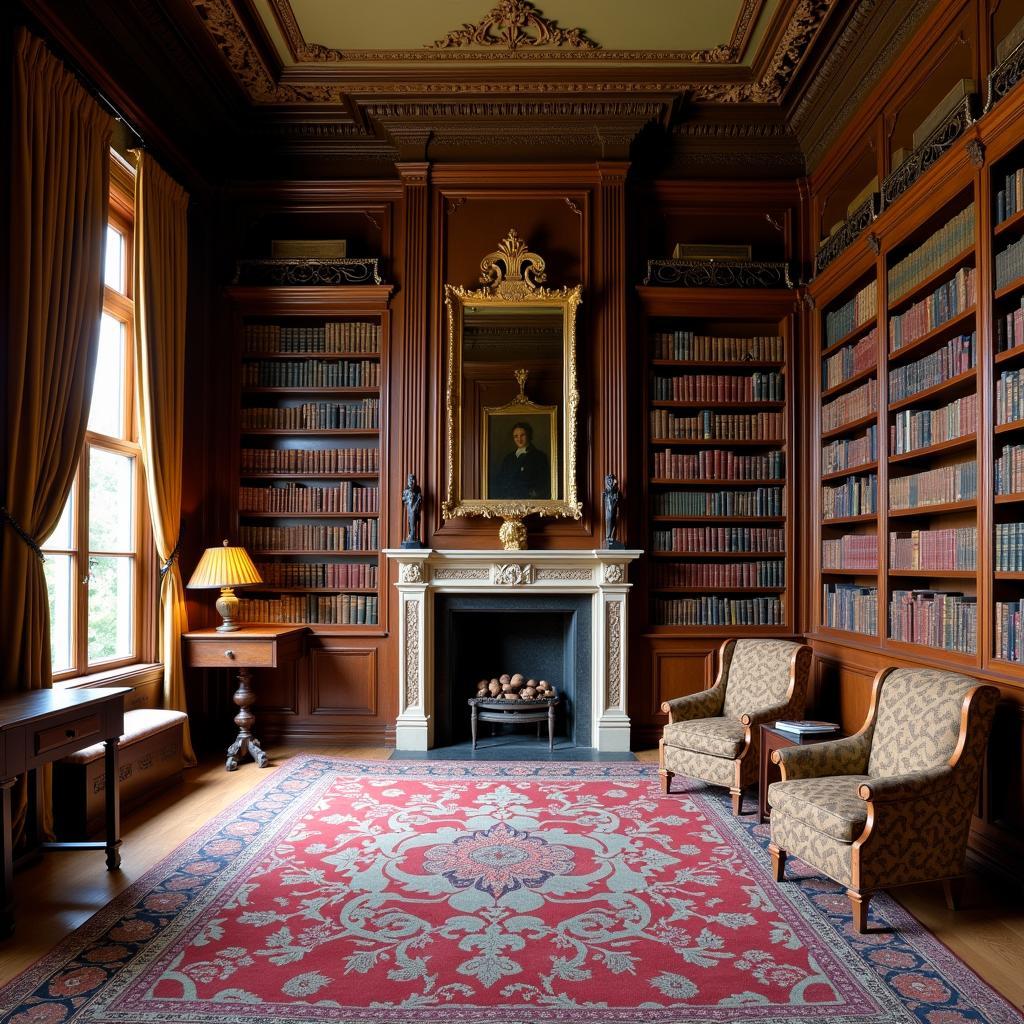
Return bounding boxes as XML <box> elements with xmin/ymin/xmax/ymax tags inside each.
<box><xmin>774</xmin><ymin>720</ymin><xmax>841</xmax><ymax>736</ymax></box>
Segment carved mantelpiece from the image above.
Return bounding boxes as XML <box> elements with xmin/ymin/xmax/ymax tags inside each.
<box><xmin>385</xmin><ymin>548</ymin><xmax>641</xmax><ymax>752</ymax></box>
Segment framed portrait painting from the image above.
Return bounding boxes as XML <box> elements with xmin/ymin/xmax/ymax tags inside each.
<box><xmin>482</xmin><ymin>405</ymin><xmax>558</xmax><ymax>501</ymax></box>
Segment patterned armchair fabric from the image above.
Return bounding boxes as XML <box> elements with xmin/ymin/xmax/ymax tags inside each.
<box><xmin>660</xmin><ymin>638</ymin><xmax>812</xmax><ymax>815</ymax></box>
<box><xmin>767</xmin><ymin>667</ymin><xmax>1000</xmax><ymax>932</ymax></box>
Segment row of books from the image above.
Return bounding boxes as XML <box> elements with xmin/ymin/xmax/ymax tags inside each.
<box><xmin>654</xmin><ymin>487</ymin><xmax>784</xmax><ymax>518</ymax></box>
<box><xmin>241</xmin><ymin>447</ymin><xmax>379</xmax><ymax>474</ymax></box>
<box><xmin>995</xmin><ymin>442</ymin><xmax>1024</xmax><ymax>495</ymax></box>
<box><xmin>821</xmin><ymin>426</ymin><xmax>877</xmax><ymax>475</ymax></box>
<box><xmin>822</xmin><ymin>474</ymin><xmax>877</xmax><ymax>519</ymax></box>
<box><xmin>243</xmin><ymin>322</ymin><xmax>380</xmax><ymax>354</ymax></box>
<box><xmin>890</xmin><ymin>393</ymin><xmax>977</xmax><ymax>455</ymax></box>
<box><xmin>653</xmin><ymin>560</ymin><xmax>785</xmax><ymax>588</ymax></box>
<box><xmin>995</xmin><ymin>233</ymin><xmax>1024</xmax><ymax>290</ymax></box>
<box><xmin>649</xmin><ymin>410</ymin><xmax>783</xmax><ymax>441</ymax></box>
<box><xmin>995</xmin><ymin>600</ymin><xmax>1024</xmax><ymax>662</ymax></box>
<box><xmin>822</xmin><ymin>328</ymin><xmax>877</xmax><ymax>391</ymax></box>
<box><xmin>651</xmin><ymin>449</ymin><xmax>783</xmax><ymax>481</ymax></box>
<box><xmin>823</xmin><ymin>583</ymin><xmax>878</xmax><ymax>634</ymax></box>
<box><xmin>995</xmin><ymin>522</ymin><xmax>1024</xmax><ymax>571</ymax></box>
<box><xmin>651</xmin><ymin>331</ymin><xmax>784</xmax><ymax>363</ymax></box>
<box><xmin>239</xmin><ymin>483</ymin><xmax>379</xmax><ymax>514</ymax></box>
<box><xmin>651</xmin><ymin>526</ymin><xmax>784</xmax><ymax>553</ymax></box>
<box><xmin>822</xmin><ymin>534</ymin><xmax>878</xmax><ymax>571</ymax></box>
<box><xmin>888</xmin><ymin>459</ymin><xmax>977</xmax><ymax>509</ymax></box>
<box><xmin>995</xmin><ymin>166</ymin><xmax>1024</xmax><ymax>226</ymax></box>
<box><xmin>254</xmin><ymin>562</ymin><xmax>379</xmax><ymax>589</ymax></box>
<box><xmin>237</xmin><ymin>594</ymin><xmax>379</xmax><ymax>626</ymax></box>
<box><xmin>996</xmin><ymin>368</ymin><xmax>1024</xmax><ymax>425</ymax></box>
<box><xmin>241</xmin><ymin>400</ymin><xmax>379</xmax><ymax>431</ymax></box>
<box><xmin>653</xmin><ymin>596</ymin><xmax>783</xmax><ymax>627</ymax></box>
<box><xmin>825</xmin><ymin>279</ymin><xmax>877</xmax><ymax>347</ymax></box>
<box><xmin>889</xmin><ymin>527</ymin><xmax>977</xmax><ymax>571</ymax></box>
<box><xmin>240</xmin><ymin>521</ymin><xmax>379</xmax><ymax>552</ymax></box>
<box><xmin>822</xmin><ymin>378</ymin><xmax>877</xmax><ymax>434</ymax></box>
<box><xmin>887</xmin><ymin>204</ymin><xmax>975</xmax><ymax>303</ymax></box>
<box><xmin>995</xmin><ymin>297</ymin><xmax>1024</xmax><ymax>353</ymax></box>
<box><xmin>887</xmin><ymin>333</ymin><xmax>975</xmax><ymax>403</ymax></box>
<box><xmin>888</xmin><ymin>266</ymin><xmax>976</xmax><ymax>352</ymax></box>
<box><xmin>888</xmin><ymin>590</ymin><xmax>977</xmax><ymax>655</ymax></box>
<box><xmin>242</xmin><ymin>359</ymin><xmax>381</xmax><ymax>389</ymax></box>
<box><xmin>652</xmin><ymin>372</ymin><xmax>784</xmax><ymax>404</ymax></box>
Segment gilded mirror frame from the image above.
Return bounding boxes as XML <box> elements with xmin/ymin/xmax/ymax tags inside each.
<box><xmin>442</xmin><ymin>230</ymin><xmax>583</xmax><ymax>543</ymax></box>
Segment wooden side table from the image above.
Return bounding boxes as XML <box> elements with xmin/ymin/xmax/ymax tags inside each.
<box><xmin>469</xmin><ymin>697</ymin><xmax>559</xmax><ymax>751</ymax></box>
<box><xmin>758</xmin><ymin>724</ymin><xmax>842</xmax><ymax>824</ymax></box>
<box><xmin>183</xmin><ymin>626</ymin><xmax>306</xmax><ymax>770</ymax></box>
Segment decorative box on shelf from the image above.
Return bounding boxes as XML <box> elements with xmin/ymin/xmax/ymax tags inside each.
<box><xmin>232</xmin><ymin>257</ymin><xmax>382</xmax><ymax>287</ymax></box>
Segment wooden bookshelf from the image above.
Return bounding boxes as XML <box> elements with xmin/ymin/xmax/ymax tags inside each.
<box><xmin>226</xmin><ymin>285</ymin><xmax>393</xmax><ymax>633</ymax></box>
<box><xmin>637</xmin><ymin>288</ymin><xmax>795</xmax><ymax>633</ymax></box>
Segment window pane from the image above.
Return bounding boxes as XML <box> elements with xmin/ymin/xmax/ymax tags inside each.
<box><xmin>44</xmin><ymin>554</ymin><xmax>74</xmax><ymax>673</ymax></box>
<box><xmin>88</xmin><ymin>447</ymin><xmax>134</xmax><ymax>552</ymax></box>
<box><xmin>88</xmin><ymin>315</ymin><xmax>126</xmax><ymax>437</ymax></box>
<box><xmin>88</xmin><ymin>555</ymin><xmax>133</xmax><ymax>663</ymax></box>
<box><xmin>105</xmin><ymin>224</ymin><xmax>125</xmax><ymax>292</ymax></box>
<box><xmin>42</xmin><ymin>487</ymin><xmax>74</xmax><ymax>551</ymax></box>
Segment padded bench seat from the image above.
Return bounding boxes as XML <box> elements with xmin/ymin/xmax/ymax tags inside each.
<box><xmin>54</xmin><ymin>708</ymin><xmax>188</xmax><ymax>838</ymax></box>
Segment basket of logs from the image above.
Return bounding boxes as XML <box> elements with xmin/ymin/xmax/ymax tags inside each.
<box><xmin>475</xmin><ymin>673</ymin><xmax>557</xmax><ymax>702</ymax></box>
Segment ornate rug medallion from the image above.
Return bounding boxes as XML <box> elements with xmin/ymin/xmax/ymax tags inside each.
<box><xmin>0</xmin><ymin>758</ymin><xmax>1019</xmax><ymax>1023</ymax></box>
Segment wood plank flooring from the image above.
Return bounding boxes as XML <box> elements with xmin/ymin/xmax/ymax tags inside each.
<box><xmin>1</xmin><ymin>745</ymin><xmax>1022</xmax><ymax>1014</ymax></box>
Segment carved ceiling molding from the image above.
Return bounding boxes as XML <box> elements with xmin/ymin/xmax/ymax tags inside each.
<box><xmin>673</xmin><ymin>120</ymin><xmax>790</xmax><ymax>138</ymax></box>
<box><xmin>264</xmin><ymin>0</ymin><xmax>764</xmax><ymax>64</ymax></box>
<box><xmin>689</xmin><ymin>0</ymin><xmax>835</xmax><ymax>104</ymax></box>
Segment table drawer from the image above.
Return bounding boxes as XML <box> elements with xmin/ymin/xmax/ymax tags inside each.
<box><xmin>186</xmin><ymin>640</ymin><xmax>276</xmax><ymax>668</ymax></box>
<box><xmin>35</xmin><ymin>713</ymin><xmax>101</xmax><ymax>757</ymax></box>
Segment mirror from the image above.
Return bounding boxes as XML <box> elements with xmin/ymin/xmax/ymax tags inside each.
<box><xmin>443</xmin><ymin>230</ymin><xmax>582</xmax><ymax>547</ymax></box>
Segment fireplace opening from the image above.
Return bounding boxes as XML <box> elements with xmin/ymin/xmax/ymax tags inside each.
<box><xmin>435</xmin><ymin>594</ymin><xmax>592</xmax><ymax>750</ymax></box>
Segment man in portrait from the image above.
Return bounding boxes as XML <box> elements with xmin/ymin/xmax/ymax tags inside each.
<box><xmin>493</xmin><ymin>421</ymin><xmax>551</xmax><ymax>499</ymax></box>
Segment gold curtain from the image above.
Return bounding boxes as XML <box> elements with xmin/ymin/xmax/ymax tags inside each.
<box><xmin>133</xmin><ymin>154</ymin><xmax>196</xmax><ymax>765</ymax></box>
<box><xmin>1</xmin><ymin>30</ymin><xmax>112</xmax><ymax>837</ymax></box>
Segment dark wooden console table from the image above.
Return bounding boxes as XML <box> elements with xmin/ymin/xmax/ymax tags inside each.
<box><xmin>469</xmin><ymin>696</ymin><xmax>559</xmax><ymax>751</ymax></box>
<box><xmin>0</xmin><ymin>686</ymin><xmax>129</xmax><ymax>936</ymax></box>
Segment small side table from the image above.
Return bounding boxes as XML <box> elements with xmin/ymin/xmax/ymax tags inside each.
<box><xmin>469</xmin><ymin>697</ymin><xmax>559</xmax><ymax>751</ymax></box>
<box><xmin>759</xmin><ymin>724</ymin><xmax>842</xmax><ymax>824</ymax></box>
<box><xmin>183</xmin><ymin>626</ymin><xmax>306</xmax><ymax>771</ymax></box>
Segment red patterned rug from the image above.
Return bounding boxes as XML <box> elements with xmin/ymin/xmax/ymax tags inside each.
<box><xmin>1</xmin><ymin>757</ymin><xmax>1020</xmax><ymax>1023</ymax></box>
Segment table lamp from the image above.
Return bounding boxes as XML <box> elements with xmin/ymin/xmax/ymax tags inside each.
<box><xmin>187</xmin><ymin>539</ymin><xmax>263</xmax><ymax>632</ymax></box>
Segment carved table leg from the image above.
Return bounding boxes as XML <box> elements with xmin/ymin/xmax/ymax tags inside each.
<box><xmin>471</xmin><ymin>704</ymin><xmax>478</xmax><ymax>750</ymax></box>
<box><xmin>548</xmin><ymin>703</ymin><xmax>555</xmax><ymax>751</ymax></box>
<box><xmin>104</xmin><ymin>737</ymin><xmax>122</xmax><ymax>870</ymax></box>
<box><xmin>226</xmin><ymin>668</ymin><xmax>268</xmax><ymax>770</ymax></box>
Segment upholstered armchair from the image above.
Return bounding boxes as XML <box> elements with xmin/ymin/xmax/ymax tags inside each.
<box><xmin>659</xmin><ymin>638</ymin><xmax>812</xmax><ymax>815</ymax></box>
<box><xmin>768</xmin><ymin>667</ymin><xmax>1000</xmax><ymax>933</ymax></box>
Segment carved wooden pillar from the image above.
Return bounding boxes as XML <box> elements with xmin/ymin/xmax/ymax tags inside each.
<box><xmin>396</xmin><ymin>161</ymin><xmax>430</xmax><ymax>538</ymax></box>
<box><xmin>595</xmin><ymin>162</ymin><xmax>630</xmax><ymax>522</ymax></box>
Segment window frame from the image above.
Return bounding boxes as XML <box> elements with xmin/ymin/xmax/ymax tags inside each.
<box><xmin>45</xmin><ymin>153</ymin><xmax>156</xmax><ymax>684</ymax></box>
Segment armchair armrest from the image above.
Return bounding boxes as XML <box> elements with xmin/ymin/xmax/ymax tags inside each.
<box><xmin>857</xmin><ymin>766</ymin><xmax>953</xmax><ymax>803</ymax></box>
<box><xmin>661</xmin><ymin>686</ymin><xmax>724</xmax><ymax>723</ymax></box>
<box><xmin>772</xmin><ymin>732</ymin><xmax>872</xmax><ymax>780</ymax></box>
<box><xmin>740</xmin><ymin>702</ymin><xmax>795</xmax><ymax>729</ymax></box>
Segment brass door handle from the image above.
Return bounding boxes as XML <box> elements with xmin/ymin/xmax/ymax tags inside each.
<box><xmin>224</xmin><ymin>650</ymin><xmax>235</xmax><ymax>659</ymax></box>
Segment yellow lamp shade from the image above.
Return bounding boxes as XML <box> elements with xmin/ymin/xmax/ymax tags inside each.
<box><xmin>187</xmin><ymin>540</ymin><xmax>263</xmax><ymax>589</ymax></box>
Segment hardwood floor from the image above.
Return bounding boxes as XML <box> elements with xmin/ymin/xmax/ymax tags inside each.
<box><xmin>2</xmin><ymin>745</ymin><xmax>1023</xmax><ymax>1014</ymax></box>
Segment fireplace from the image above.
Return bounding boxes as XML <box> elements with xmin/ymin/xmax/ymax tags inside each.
<box><xmin>434</xmin><ymin>594</ymin><xmax>591</xmax><ymax>749</ymax></box>
<box><xmin>384</xmin><ymin>548</ymin><xmax>641</xmax><ymax>751</ymax></box>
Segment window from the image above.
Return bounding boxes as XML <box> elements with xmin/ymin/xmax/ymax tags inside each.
<box><xmin>41</xmin><ymin>153</ymin><xmax>153</xmax><ymax>680</ymax></box>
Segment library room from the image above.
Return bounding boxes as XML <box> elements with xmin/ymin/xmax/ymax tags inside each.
<box><xmin>2</xmin><ymin>1</ymin><xmax>1024</xmax><ymax>1021</ymax></box>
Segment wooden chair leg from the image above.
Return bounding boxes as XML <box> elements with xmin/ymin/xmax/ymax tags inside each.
<box><xmin>943</xmin><ymin>876</ymin><xmax>965</xmax><ymax>911</ymax></box>
<box><xmin>769</xmin><ymin>843</ymin><xmax>786</xmax><ymax>882</ymax></box>
<box><xmin>658</xmin><ymin>739</ymin><xmax>673</xmax><ymax>794</ymax></box>
<box><xmin>847</xmin><ymin>889</ymin><xmax>869</xmax><ymax>933</ymax></box>
<box><xmin>730</xmin><ymin>788</ymin><xmax>743</xmax><ymax>815</ymax></box>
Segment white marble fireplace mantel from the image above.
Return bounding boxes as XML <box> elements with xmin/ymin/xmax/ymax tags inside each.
<box><xmin>383</xmin><ymin>548</ymin><xmax>642</xmax><ymax>752</ymax></box>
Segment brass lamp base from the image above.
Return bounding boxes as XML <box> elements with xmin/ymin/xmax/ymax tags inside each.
<box><xmin>215</xmin><ymin>586</ymin><xmax>240</xmax><ymax>632</ymax></box>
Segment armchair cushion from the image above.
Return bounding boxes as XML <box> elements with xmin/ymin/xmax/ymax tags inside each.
<box><xmin>722</xmin><ymin>639</ymin><xmax>800</xmax><ymax>719</ymax></box>
<box><xmin>768</xmin><ymin>775</ymin><xmax>871</xmax><ymax>842</ymax></box>
<box><xmin>665</xmin><ymin>717</ymin><xmax>746</xmax><ymax>759</ymax></box>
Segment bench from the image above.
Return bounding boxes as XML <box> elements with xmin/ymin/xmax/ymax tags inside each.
<box><xmin>53</xmin><ymin>708</ymin><xmax>188</xmax><ymax>838</ymax></box>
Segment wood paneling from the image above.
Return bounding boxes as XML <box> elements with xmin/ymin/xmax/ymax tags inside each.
<box><xmin>309</xmin><ymin>647</ymin><xmax>378</xmax><ymax>718</ymax></box>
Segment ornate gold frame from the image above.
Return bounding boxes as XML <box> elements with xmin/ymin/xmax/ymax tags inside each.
<box><xmin>443</xmin><ymin>230</ymin><xmax>583</xmax><ymax>545</ymax></box>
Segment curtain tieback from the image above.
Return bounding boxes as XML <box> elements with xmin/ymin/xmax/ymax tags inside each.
<box><xmin>0</xmin><ymin>506</ymin><xmax>44</xmax><ymax>561</ymax></box>
<box><xmin>160</xmin><ymin>522</ymin><xmax>184</xmax><ymax>579</ymax></box>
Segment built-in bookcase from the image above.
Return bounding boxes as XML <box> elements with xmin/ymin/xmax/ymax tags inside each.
<box><xmin>637</xmin><ymin>287</ymin><xmax>795</xmax><ymax>635</ymax></box>
<box><xmin>226</xmin><ymin>285</ymin><xmax>392</xmax><ymax>632</ymax></box>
